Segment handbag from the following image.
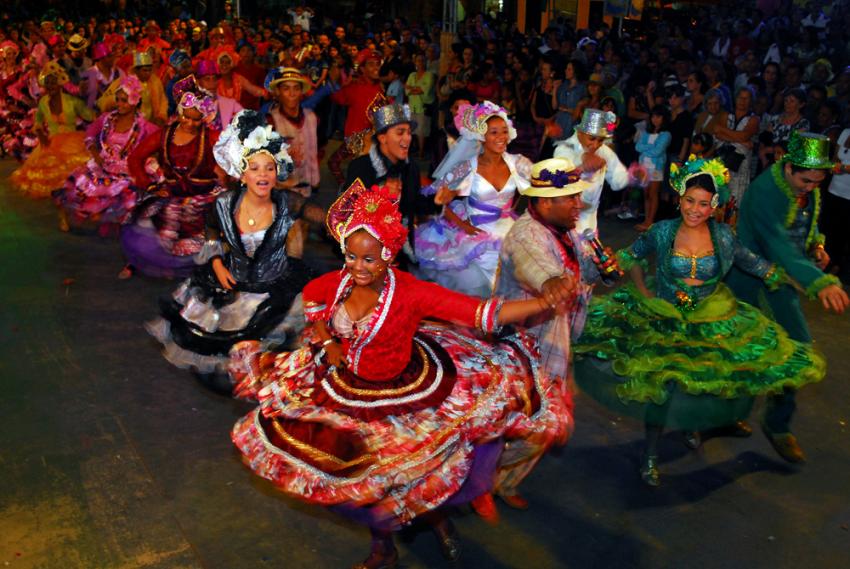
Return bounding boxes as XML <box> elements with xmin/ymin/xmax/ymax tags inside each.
<box><xmin>717</xmin><ymin>144</ymin><xmax>745</xmax><ymax>171</ymax></box>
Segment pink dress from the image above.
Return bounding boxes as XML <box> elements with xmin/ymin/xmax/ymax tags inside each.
<box><xmin>54</xmin><ymin>111</ymin><xmax>157</xmax><ymax>231</ymax></box>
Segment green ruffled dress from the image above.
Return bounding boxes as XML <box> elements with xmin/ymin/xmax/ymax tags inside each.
<box><xmin>574</xmin><ymin>219</ymin><xmax>826</xmax><ymax>430</ymax></box>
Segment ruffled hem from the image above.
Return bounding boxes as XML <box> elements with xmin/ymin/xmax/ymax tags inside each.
<box><xmin>54</xmin><ymin>164</ymin><xmax>138</xmax><ymax>225</ymax></box>
<box><xmin>230</xmin><ymin>326</ymin><xmax>571</xmax><ymax>528</ymax></box>
<box><xmin>574</xmin><ymin>283</ymin><xmax>826</xmax><ymax>409</ymax></box>
<box><xmin>10</xmin><ymin>132</ymin><xmax>90</xmax><ymax>198</ymax></box>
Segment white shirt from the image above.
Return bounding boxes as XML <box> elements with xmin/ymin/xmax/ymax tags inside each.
<box><xmin>829</xmin><ymin>129</ymin><xmax>850</xmax><ymax>200</ymax></box>
<box><xmin>553</xmin><ymin>133</ymin><xmax>630</xmax><ymax>234</ymax></box>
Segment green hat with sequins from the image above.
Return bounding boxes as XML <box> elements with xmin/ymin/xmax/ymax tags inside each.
<box><xmin>783</xmin><ymin>131</ymin><xmax>834</xmax><ymax>170</ymax></box>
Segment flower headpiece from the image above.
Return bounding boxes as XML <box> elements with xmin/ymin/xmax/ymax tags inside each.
<box><xmin>669</xmin><ymin>155</ymin><xmax>731</xmax><ymax>208</ymax></box>
<box><xmin>213</xmin><ymin>109</ymin><xmax>294</xmax><ymax>182</ymax></box>
<box><xmin>326</xmin><ymin>179</ymin><xmax>408</xmax><ymax>262</ymax></box>
<box><xmin>0</xmin><ymin>40</ymin><xmax>20</xmax><ymax>57</ymax></box>
<box><xmin>454</xmin><ymin>100</ymin><xmax>517</xmax><ymax>142</ymax></box>
<box><xmin>37</xmin><ymin>60</ymin><xmax>69</xmax><ymax>87</ymax></box>
<box><xmin>213</xmin><ymin>45</ymin><xmax>240</xmax><ymax>67</ymax></box>
<box><xmin>173</xmin><ymin>75</ymin><xmax>217</xmax><ymax>122</ymax></box>
<box><xmin>116</xmin><ymin>74</ymin><xmax>143</xmax><ymax>106</ymax></box>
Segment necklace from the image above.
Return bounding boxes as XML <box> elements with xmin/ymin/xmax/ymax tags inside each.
<box><xmin>242</xmin><ymin>199</ymin><xmax>270</xmax><ymax>227</ymax></box>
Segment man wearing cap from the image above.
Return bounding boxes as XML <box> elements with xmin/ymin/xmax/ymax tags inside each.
<box><xmin>553</xmin><ymin>108</ymin><xmax>630</xmax><ymax>235</ymax></box>
<box><xmin>344</xmin><ymin>103</ymin><xmax>435</xmax><ymax>260</ymax></box>
<box><xmin>80</xmin><ymin>43</ymin><xmax>123</xmax><ymax>110</ymax></box>
<box><xmin>327</xmin><ymin>49</ymin><xmax>389</xmax><ymax>184</ymax></box>
<box><xmin>727</xmin><ymin>131</ymin><xmax>849</xmax><ymax>463</ymax></box>
<box><xmin>99</xmin><ymin>51</ymin><xmax>167</xmax><ymax>126</ymax></box>
<box><xmin>488</xmin><ymin>157</ymin><xmax>618</xmax><ymax>512</ymax></box>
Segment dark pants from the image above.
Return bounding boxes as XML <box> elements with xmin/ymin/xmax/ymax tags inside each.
<box><xmin>726</xmin><ymin>271</ymin><xmax>811</xmax><ymax>433</ymax></box>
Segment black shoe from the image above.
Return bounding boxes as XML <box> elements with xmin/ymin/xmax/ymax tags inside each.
<box><xmin>434</xmin><ymin>519</ymin><xmax>462</xmax><ymax>562</ymax></box>
<box><xmin>683</xmin><ymin>431</ymin><xmax>702</xmax><ymax>450</ymax></box>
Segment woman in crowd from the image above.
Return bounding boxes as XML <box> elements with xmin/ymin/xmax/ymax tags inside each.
<box><xmin>759</xmin><ymin>88</ymin><xmax>809</xmax><ymax>167</ymax></box>
<box><xmin>10</xmin><ymin>61</ymin><xmax>95</xmax><ymax>198</ymax></box>
<box><xmin>573</xmin><ymin>158</ymin><xmax>825</xmax><ymax>486</ymax></box>
<box><xmin>229</xmin><ymin>180</ymin><xmax>570</xmax><ymax>569</ymax></box>
<box><xmin>635</xmin><ymin>105</ymin><xmax>672</xmax><ymax>231</ymax></box>
<box><xmin>405</xmin><ymin>53</ymin><xmax>435</xmax><ymax>160</ymax></box>
<box><xmin>713</xmin><ymin>86</ymin><xmax>760</xmax><ymax>222</ymax></box>
<box><xmin>553</xmin><ymin>60</ymin><xmax>587</xmax><ymax>141</ymax></box>
<box><xmin>530</xmin><ymin>57</ymin><xmax>558</xmax><ymax>159</ymax></box>
<box><xmin>53</xmin><ymin>75</ymin><xmax>157</xmax><ymax>234</ymax></box>
<box><xmin>415</xmin><ymin>101</ymin><xmax>532</xmax><ymax>297</ymax></box>
<box><xmin>685</xmin><ymin>70</ymin><xmax>707</xmax><ymax>116</ymax></box>
<box><xmin>693</xmin><ymin>88</ymin><xmax>728</xmax><ymax>138</ymax></box>
<box><xmin>120</xmin><ymin>76</ymin><xmax>224</xmax><ymax>278</ymax></box>
<box><xmin>147</xmin><ymin>110</ymin><xmax>312</xmax><ymax>393</ymax></box>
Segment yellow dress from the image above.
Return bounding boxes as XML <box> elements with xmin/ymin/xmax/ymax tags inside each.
<box><xmin>10</xmin><ymin>93</ymin><xmax>95</xmax><ymax>199</ymax></box>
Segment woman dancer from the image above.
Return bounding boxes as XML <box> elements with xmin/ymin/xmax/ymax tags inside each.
<box><xmin>147</xmin><ymin>110</ymin><xmax>312</xmax><ymax>392</ymax></box>
<box><xmin>415</xmin><ymin>101</ymin><xmax>532</xmax><ymax>297</ymax></box>
<box><xmin>53</xmin><ymin>75</ymin><xmax>157</xmax><ymax>234</ymax></box>
<box><xmin>573</xmin><ymin>157</ymin><xmax>825</xmax><ymax>486</ymax></box>
<box><xmin>120</xmin><ymin>76</ymin><xmax>224</xmax><ymax>279</ymax></box>
<box><xmin>10</xmin><ymin>61</ymin><xmax>95</xmax><ymax>198</ymax></box>
<box><xmin>229</xmin><ymin>181</ymin><xmax>571</xmax><ymax>568</ymax></box>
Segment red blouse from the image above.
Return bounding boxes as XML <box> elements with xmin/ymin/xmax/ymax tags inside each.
<box><xmin>303</xmin><ymin>268</ymin><xmax>501</xmax><ymax>381</ymax></box>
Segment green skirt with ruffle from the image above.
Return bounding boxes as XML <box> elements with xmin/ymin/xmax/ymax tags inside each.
<box><xmin>573</xmin><ymin>283</ymin><xmax>826</xmax><ymax>430</ymax></box>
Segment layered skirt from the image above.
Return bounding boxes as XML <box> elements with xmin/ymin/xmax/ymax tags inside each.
<box><xmin>229</xmin><ymin>324</ymin><xmax>572</xmax><ymax>530</ymax></box>
<box><xmin>573</xmin><ymin>283</ymin><xmax>825</xmax><ymax>430</ymax></box>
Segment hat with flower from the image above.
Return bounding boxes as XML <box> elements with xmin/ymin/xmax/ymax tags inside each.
<box><xmin>575</xmin><ymin>108</ymin><xmax>617</xmax><ymax>138</ymax></box>
<box><xmin>213</xmin><ymin>109</ymin><xmax>294</xmax><ymax>182</ymax></box>
<box><xmin>0</xmin><ymin>40</ymin><xmax>20</xmax><ymax>57</ymax></box>
<box><xmin>115</xmin><ymin>74</ymin><xmax>144</xmax><ymax>106</ymax></box>
<box><xmin>454</xmin><ymin>100</ymin><xmax>517</xmax><ymax>142</ymax></box>
<box><xmin>521</xmin><ymin>157</ymin><xmax>593</xmax><ymax>198</ymax></box>
<box><xmin>213</xmin><ymin>45</ymin><xmax>240</xmax><ymax>68</ymax></box>
<box><xmin>669</xmin><ymin>155</ymin><xmax>731</xmax><ymax>208</ymax></box>
<box><xmin>326</xmin><ymin>179</ymin><xmax>408</xmax><ymax>261</ymax></box>
<box><xmin>173</xmin><ymin>74</ymin><xmax>217</xmax><ymax>123</ymax></box>
<box><xmin>37</xmin><ymin>60</ymin><xmax>69</xmax><ymax>87</ymax></box>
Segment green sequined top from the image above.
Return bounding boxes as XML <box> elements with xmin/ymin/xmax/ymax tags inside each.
<box><xmin>618</xmin><ymin>219</ymin><xmax>781</xmax><ymax>309</ymax></box>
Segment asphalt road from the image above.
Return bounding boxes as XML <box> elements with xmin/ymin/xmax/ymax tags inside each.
<box><xmin>2</xmin><ymin>156</ymin><xmax>849</xmax><ymax>569</ymax></box>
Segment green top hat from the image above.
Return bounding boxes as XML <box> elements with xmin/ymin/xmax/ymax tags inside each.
<box><xmin>784</xmin><ymin>131</ymin><xmax>834</xmax><ymax>170</ymax></box>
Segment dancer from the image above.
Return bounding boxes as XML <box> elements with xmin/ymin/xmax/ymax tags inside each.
<box><xmin>727</xmin><ymin>131</ymin><xmax>848</xmax><ymax>463</ymax></box>
<box><xmin>98</xmin><ymin>51</ymin><xmax>168</xmax><ymax>127</ymax></box>
<box><xmin>120</xmin><ymin>78</ymin><xmax>223</xmax><ymax>279</ymax></box>
<box><xmin>327</xmin><ymin>49</ymin><xmax>389</xmax><ymax>185</ymax></box>
<box><xmin>553</xmin><ymin>108</ymin><xmax>631</xmax><ymax>235</ymax></box>
<box><xmin>10</xmin><ymin>61</ymin><xmax>95</xmax><ymax>199</ymax></box>
<box><xmin>573</xmin><ymin>157</ymin><xmax>827</xmax><ymax>486</ymax></box>
<box><xmin>344</xmin><ymin>103</ymin><xmax>435</xmax><ymax>261</ymax></box>
<box><xmin>265</xmin><ymin>67</ymin><xmax>320</xmax><ymax>192</ymax></box>
<box><xmin>415</xmin><ymin>100</ymin><xmax>532</xmax><ymax>297</ymax></box>
<box><xmin>470</xmin><ymin>157</ymin><xmax>618</xmax><ymax>517</ymax></box>
<box><xmin>229</xmin><ymin>180</ymin><xmax>571</xmax><ymax>569</ymax></box>
<box><xmin>147</xmin><ymin>110</ymin><xmax>311</xmax><ymax>393</ymax></box>
<box><xmin>54</xmin><ymin>75</ymin><xmax>157</xmax><ymax>234</ymax></box>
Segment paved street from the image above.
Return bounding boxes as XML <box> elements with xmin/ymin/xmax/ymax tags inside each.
<box><xmin>2</xmin><ymin>156</ymin><xmax>849</xmax><ymax>569</ymax></box>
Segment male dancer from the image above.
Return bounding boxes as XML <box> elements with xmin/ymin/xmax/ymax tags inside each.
<box><xmin>473</xmin><ymin>157</ymin><xmax>617</xmax><ymax>519</ymax></box>
<box><xmin>727</xmin><ymin>131</ymin><xmax>848</xmax><ymax>463</ymax></box>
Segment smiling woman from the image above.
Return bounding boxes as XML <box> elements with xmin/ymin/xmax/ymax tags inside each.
<box><xmin>145</xmin><ymin>110</ymin><xmax>311</xmax><ymax>393</ymax></box>
<box><xmin>415</xmin><ymin>101</ymin><xmax>532</xmax><ymax>297</ymax></box>
<box><xmin>573</xmin><ymin>157</ymin><xmax>826</xmax><ymax>487</ymax></box>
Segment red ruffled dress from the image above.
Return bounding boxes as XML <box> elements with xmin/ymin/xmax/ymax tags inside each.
<box><xmin>230</xmin><ymin>268</ymin><xmax>572</xmax><ymax>530</ymax></box>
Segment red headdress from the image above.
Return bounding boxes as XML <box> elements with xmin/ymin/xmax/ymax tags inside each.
<box><xmin>326</xmin><ymin>179</ymin><xmax>407</xmax><ymax>262</ymax></box>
